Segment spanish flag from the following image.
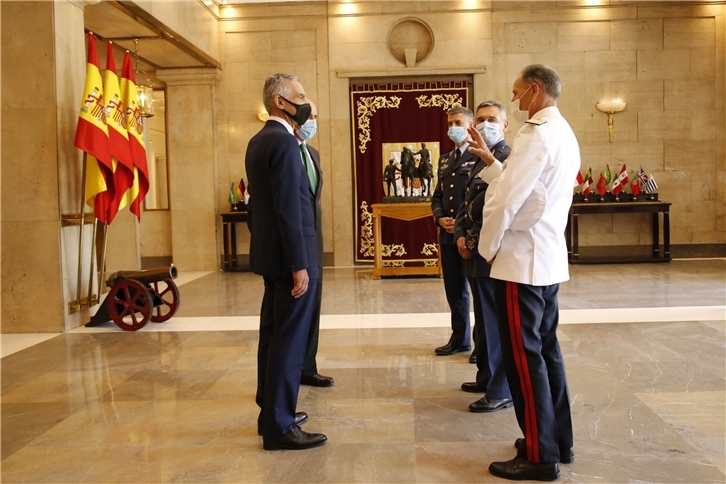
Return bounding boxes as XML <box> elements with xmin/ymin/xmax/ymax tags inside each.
<box><xmin>120</xmin><ymin>52</ymin><xmax>149</xmax><ymax>221</ymax></box>
<box><xmin>103</xmin><ymin>42</ymin><xmax>134</xmax><ymax>225</ymax></box>
<box><xmin>74</xmin><ymin>33</ymin><xmax>114</xmax><ymax>223</ymax></box>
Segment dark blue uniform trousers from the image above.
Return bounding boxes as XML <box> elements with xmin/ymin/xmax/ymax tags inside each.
<box><xmin>494</xmin><ymin>280</ymin><xmax>573</xmax><ymax>464</ymax></box>
<box><xmin>440</xmin><ymin>244</ymin><xmax>471</xmax><ymax>347</ymax></box>
<box><xmin>256</xmin><ymin>275</ymin><xmax>317</xmax><ymax>437</ymax></box>
<box><xmin>469</xmin><ymin>276</ymin><xmax>510</xmax><ymax>400</ymax></box>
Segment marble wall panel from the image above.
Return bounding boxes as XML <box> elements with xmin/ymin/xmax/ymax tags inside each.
<box><xmin>584</xmin><ymin>50</ymin><xmax>637</xmax><ymax>81</ymax></box>
<box><xmin>690</xmin><ymin>109</ymin><xmax>716</xmax><ymax>141</ymax></box>
<box><xmin>610</xmin><ymin>18</ymin><xmax>663</xmax><ymax>51</ymax></box>
<box><xmin>224</xmin><ymin>31</ymin><xmax>271</xmax><ymax>63</ymax></box>
<box><xmin>609</xmin><ymin>80</ymin><xmax>663</xmax><ymax>112</ymax></box>
<box><xmin>579</xmin><ymin>143</ymin><xmax>613</xmax><ymax>171</ymax></box>
<box><xmin>529</xmin><ymin>52</ymin><xmax>585</xmax><ymax>83</ymax></box>
<box><xmin>557</xmin><ymin>21</ymin><xmax>610</xmax><ymax>52</ymax></box>
<box><xmin>580</xmin><ymin>214</ymin><xmax>613</xmax><ymax>235</ymax></box>
<box><xmin>1</xmin><ymin>220</ymin><xmax>64</xmax><ymax>333</ymax></box>
<box><xmin>139</xmin><ymin>211</ymin><xmax>173</xmax><ymax>258</ymax></box>
<box><xmin>502</xmin><ymin>22</ymin><xmax>557</xmax><ymax>53</ymax></box>
<box><xmin>611</xmin><ymin>141</ymin><xmax>664</xmax><ymax>174</ymax></box>
<box><xmin>2</xmin><ymin>108</ymin><xmax>59</xmax><ymax>222</ymax></box>
<box><xmin>224</xmin><ymin>63</ymin><xmax>250</xmax><ymax>94</ymax></box>
<box><xmin>171</xmin><ymin>208</ymin><xmax>218</xmax><ymax>272</ymax></box>
<box><xmin>689</xmin><ymin>170</ymin><xmax>717</xmax><ymax>202</ymax></box>
<box><xmin>654</xmin><ymin>170</ymin><xmax>691</xmax><ymax>203</ymax></box>
<box><xmin>271</xmin><ymin>30</ymin><xmax>317</xmax><ymax>62</ymax></box>
<box><xmin>637</xmin><ymin>49</ymin><xmax>691</xmax><ymax>81</ymax></box>
<box><xmin>638</xmin><ymin>110</ymin><xmax>689</xmax><ymax>142</ymax></box>
<box><xmin>692</xmin><ymin>230</ymin><xmax>726</xmax><ymax>244</ymax></box>
<box><xmin>664</xmin><ymin>18</ymin><xmax>715</xmax><ymax>50</ymax></box>
<box><xmin>105</xmin><ymin>210</ymin><xmax>140</xmax><ymax>274</ymax></box>
<box><xmin>612</xmin><ymin>212</ymin><xmax>651</xmax><ymax>234</ymax></box>
<box><xmin>424</xmin><ymin>39</ymin><xmax>491</xmax><ymax>69</ymax></box>
<box><xmin>690</xmin><ymin>47</ymin><xmax>716</xmax><ymax>79</ymax></box>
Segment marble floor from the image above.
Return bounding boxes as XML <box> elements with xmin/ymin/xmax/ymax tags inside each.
<box><xmin>1</xmin><ymin>260</ymin><xmax>725</xmax><ymax>483</ymax></box>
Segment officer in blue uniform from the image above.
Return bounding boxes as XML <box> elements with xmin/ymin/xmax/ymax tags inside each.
<box><xmin>454</xmin><ymin>101</ymin><xmax>513</xmax><ymax>413</ymax></box>
<box><xmin>431</xmin><ymin>106</ymin><xmax>478</xmax><ymax>357</ymax></box>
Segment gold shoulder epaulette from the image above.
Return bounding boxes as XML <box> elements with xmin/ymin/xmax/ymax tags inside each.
<box><xmin>526</xmin><ymin>117</ymin><xmax>548</xmax><ymax>126</ymax></box>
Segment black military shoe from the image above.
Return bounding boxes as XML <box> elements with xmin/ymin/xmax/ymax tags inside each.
<box><xmin>263</xmin><ymin>424</ymin><xmax>327</xmax><ymax>451</ymax></box>
<box><xmin>489</xmin><ymin>456</ymin><xmax>560</xmax><ymax>481</ymax></box>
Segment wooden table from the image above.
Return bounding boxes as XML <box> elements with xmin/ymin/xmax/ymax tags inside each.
<box><xmin>371</xmin><ymin>203</ymin><xmax>442</xmax><ymax>279</ymax></box>
<box><xmin>566</xmin><ymin>201</ymin><xmax>671</xmax><ymax>264</ymax></box>
<box><xmin>221</xmin><ymin>211</ymin><xmax>248</xmax><ymax>271</ymax></box>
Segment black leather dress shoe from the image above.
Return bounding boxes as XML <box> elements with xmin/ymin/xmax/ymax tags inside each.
<box><xmin>258</xmin><ymin>412</ymin><xmax>308</xmax><ymax>435</ymax></box>
<box><xmin>294</xmin><ymin>412</ymin><xmax>308</xmax><ymax>426</ymax></box>
<box><xmin>301</xmin><ymin>373</ymin><xmax>334</xmax><ymax>387</ymax></box>
<box><xmin>515</xmin><ymin>438</ymin><xmax>574</xmax><ymax>464</ymax></box>
<box><xmin>434</xmin><ymin>343</ymin><xmax>471</xmax><ymax>355</ymax></box>
<box><xmin>469</xmin><ymin>396</ymin><xmax>513</xmax><ymax>413</ymax></box>
<box><xmin>489</xmin><ymin>456</ymin><xmax>560</xmax><ymax>481</ymax></box>
<box><xmin>469</xmin><ymin>352</ymin><xmax>477</xmax><ymax>364</ymax></box>
<box><xmin>263</xmin><ymin>424</ymin><xmax>327</xmax><ymax>451</ymax></box>
<box><xmin>461</xmin><ymin>381</ymin><xmax>487</xmax><ymax>393</ymax></box>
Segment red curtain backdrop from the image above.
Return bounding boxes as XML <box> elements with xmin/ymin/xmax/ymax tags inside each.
<box><xmin>351</xmin><ymin>81</ymin><xmax>470</xmax><ymax>264</ymax></box>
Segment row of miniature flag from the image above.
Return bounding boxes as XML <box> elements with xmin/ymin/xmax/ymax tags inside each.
<box><xmin>576</xmin><ymin>164</ymin><xmax>658</xmax><ymax>197</ymax></box>
<box><xmin>74</xmin><ymin>33</ymin><xmax>149</xmax><ymax>225</ymax></box>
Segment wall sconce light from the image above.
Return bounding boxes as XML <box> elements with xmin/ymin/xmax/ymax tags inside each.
<box><xmin>258</xmin><ymin>110</ymin><xmax>269</xmax><ymax>122</ymax></box>
<box><xmin>596</xmin><ymin>100</ymin><xmax>626</xmax><ymax>143</ymax></box>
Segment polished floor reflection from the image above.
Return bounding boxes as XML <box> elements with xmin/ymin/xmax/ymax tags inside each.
<box><xmin>2</xmin><ymin>260</ymin><xmax>725</xmax><ymax>483</ymax></box>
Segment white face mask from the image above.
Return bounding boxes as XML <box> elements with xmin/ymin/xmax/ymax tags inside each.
<box><xmin>476</xmin><ymin>121</ymin><xmax>503</xmax><ymax>148</ymax></box>
<box><xmin>509</xmin><ymin>85</ymin><xmax>533</xmax><ymax>124</ymax></box>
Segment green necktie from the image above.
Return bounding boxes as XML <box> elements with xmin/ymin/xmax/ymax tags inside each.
<box><xmin>300</xmin><ymin>143</ymin><xmax>317</xmax><ymax>194</ymax></box>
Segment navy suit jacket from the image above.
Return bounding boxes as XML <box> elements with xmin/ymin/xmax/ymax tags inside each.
<box><xmin>246</xmin><ymin>120</ymin><xmax>318</xmax><ymax>280</ymax></box>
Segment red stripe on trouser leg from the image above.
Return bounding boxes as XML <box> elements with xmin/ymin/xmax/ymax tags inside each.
<box><xmin>507</xmin><ymin>282</ymin><xmax>539</xmax><ymax>463</ymax></box>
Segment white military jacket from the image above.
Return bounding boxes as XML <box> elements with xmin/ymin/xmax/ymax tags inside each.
<box><xmin>477</xmin><ymin>106</ymin><xmax>580</xmax><ymax>286</ymax></box>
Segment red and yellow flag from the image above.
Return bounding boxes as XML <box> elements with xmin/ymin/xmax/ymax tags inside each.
<box><xmin>103</xmin><ymin>42</ymin><xmax>135</xmax><ymax>224</ymax></box>
<box><xmin>74</xmin><ymin>33</ymin><xmax>114</xmax><ymax>223</ymax></box>
<box><xmin>120</xmin><ymin>52</ymin><xmax>150</xmax><ymax>221</ymax></box>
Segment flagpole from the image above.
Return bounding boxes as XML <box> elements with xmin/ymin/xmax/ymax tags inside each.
<box><xmin>87</xmin><ymin>219</ymin><xmax>98</xmax><ymax>309</ymax></box>
<box><xmin>76</xmin><ymin>152</ymin><xmax>88</xmax><ymax>312</ymax></box>
<box><xmin>98</xmin><ymin>223</ymin><xmax>109</xmax><ymax>300</ymax></box>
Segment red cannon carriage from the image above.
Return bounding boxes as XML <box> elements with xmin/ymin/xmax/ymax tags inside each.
<box><xmin>86</xmin><ymin>265</ymin><xmax>180</xmax><ymax>331</ymax></box>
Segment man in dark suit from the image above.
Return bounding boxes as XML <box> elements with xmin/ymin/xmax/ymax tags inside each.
<box><xmin>294</xmin><ymin>101</ymin><xmax>335</xmax><ymax>388</ymax></box>
<box><xmin>245</xmin><ymin>73</ymin><xmax>326</xmax><ymax>451</ymax></box>
<box><xmin>455</xmin><ymin>101</ymin><xmax>513</xmax><ymax>413</ymax></box>
<box><xmin>431</xmin><ymin>106</ymin><xmax>478</xmax><ymax>357</ymax></box>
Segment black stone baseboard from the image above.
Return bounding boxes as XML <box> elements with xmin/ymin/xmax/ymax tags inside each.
<box><xmin>577</xmin><ymin>244</ymin><xmax>726</xmax><ymax>259</ymax></box>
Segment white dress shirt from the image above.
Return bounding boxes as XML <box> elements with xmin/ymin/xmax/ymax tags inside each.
<box><xmin>477</xmin><ymin>106</ymin><xmax>581</xmax><ymax>286</ymax></box>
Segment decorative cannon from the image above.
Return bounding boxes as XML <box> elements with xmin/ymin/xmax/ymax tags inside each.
<box><xmin>86</xmin><ymin>265</ymin><xmax>180</xmax><ymax>331</ymax></box>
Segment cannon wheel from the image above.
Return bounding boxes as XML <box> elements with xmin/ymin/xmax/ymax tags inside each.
<box><xmin>150</xmin><ymin>279</ymin><xmax>180</xmax><ymax>323</ymax></box>
<box><xmin>107</xmin><ymin>279</ymin><xmax>152</xmax><ymax>331</ymax></box>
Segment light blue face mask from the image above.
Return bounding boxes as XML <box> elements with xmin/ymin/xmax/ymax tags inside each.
<box><xmin>297</xmin><ymin>119</ymin><xmax>317</xmax><ymax>141</ymax></box>
<box><xmin>447</xmin><ymin>126</ymin><xmax>468</xmax><ymax>144</ymax></box>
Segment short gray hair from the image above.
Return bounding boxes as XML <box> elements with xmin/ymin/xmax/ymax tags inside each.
<box><xmin>446</xmin><ymin>106</ymin><xmax>474</xmax><ymax>123</ymax></box>
<box><xmin>263</xmin><ymin>73</ymin><xmax>299</xmax><ymax>113</ymax></box>
<box><xmin>475</xmin><ymin>100</ymin><xmax>507</xmax><ymax>121</ymax></box>
<box><xmin>521</xmin><ymin>64</ymin><xmax>561</xmax><ymax>100</ymax></box>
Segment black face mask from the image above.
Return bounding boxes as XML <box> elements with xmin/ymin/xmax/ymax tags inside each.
<box><xmin>280</xmin><ymin>96</ymin><xmax>312</xmax><ymax>126</ymax></box>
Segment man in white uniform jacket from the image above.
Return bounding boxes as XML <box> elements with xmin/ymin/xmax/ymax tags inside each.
<box><xmin>467</xmin><ymin>64</ymin><xmax>580</xmax><ymax>482</ymax></box>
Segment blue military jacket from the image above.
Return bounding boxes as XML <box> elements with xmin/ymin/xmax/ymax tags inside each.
<box><xmin>453</xmin><ymin>139</ymin><xmax>512</xmax><ymax>277</ymax></box>
<box><xmin>431</xmin><ymin>146</ymin><xmax>479</xmax><ymax>245</ymax></box>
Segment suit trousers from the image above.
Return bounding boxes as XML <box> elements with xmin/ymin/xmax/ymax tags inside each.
<box><xmin>440</xmin><ymin>244</ymin><xmax>471</xmax><ymax>347</ymax></box>
<box><xmin>494</xmin><ymin>280</ymin><xmax>573</xmax><ymax>464</ymax></box>
<box><xmin>469</xmin><ymin>276</ymin><xmax>510</xmax><ymax>400</ymax></box>
<box><xmin>256</xmin><ymin>275</ymin><xmax>317</xmax><ymax>437</ymax></box>
<box><xmin>303</xmin><ymin>271</ymin><xmax>323</xmax><ymax>376</ymax></box>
